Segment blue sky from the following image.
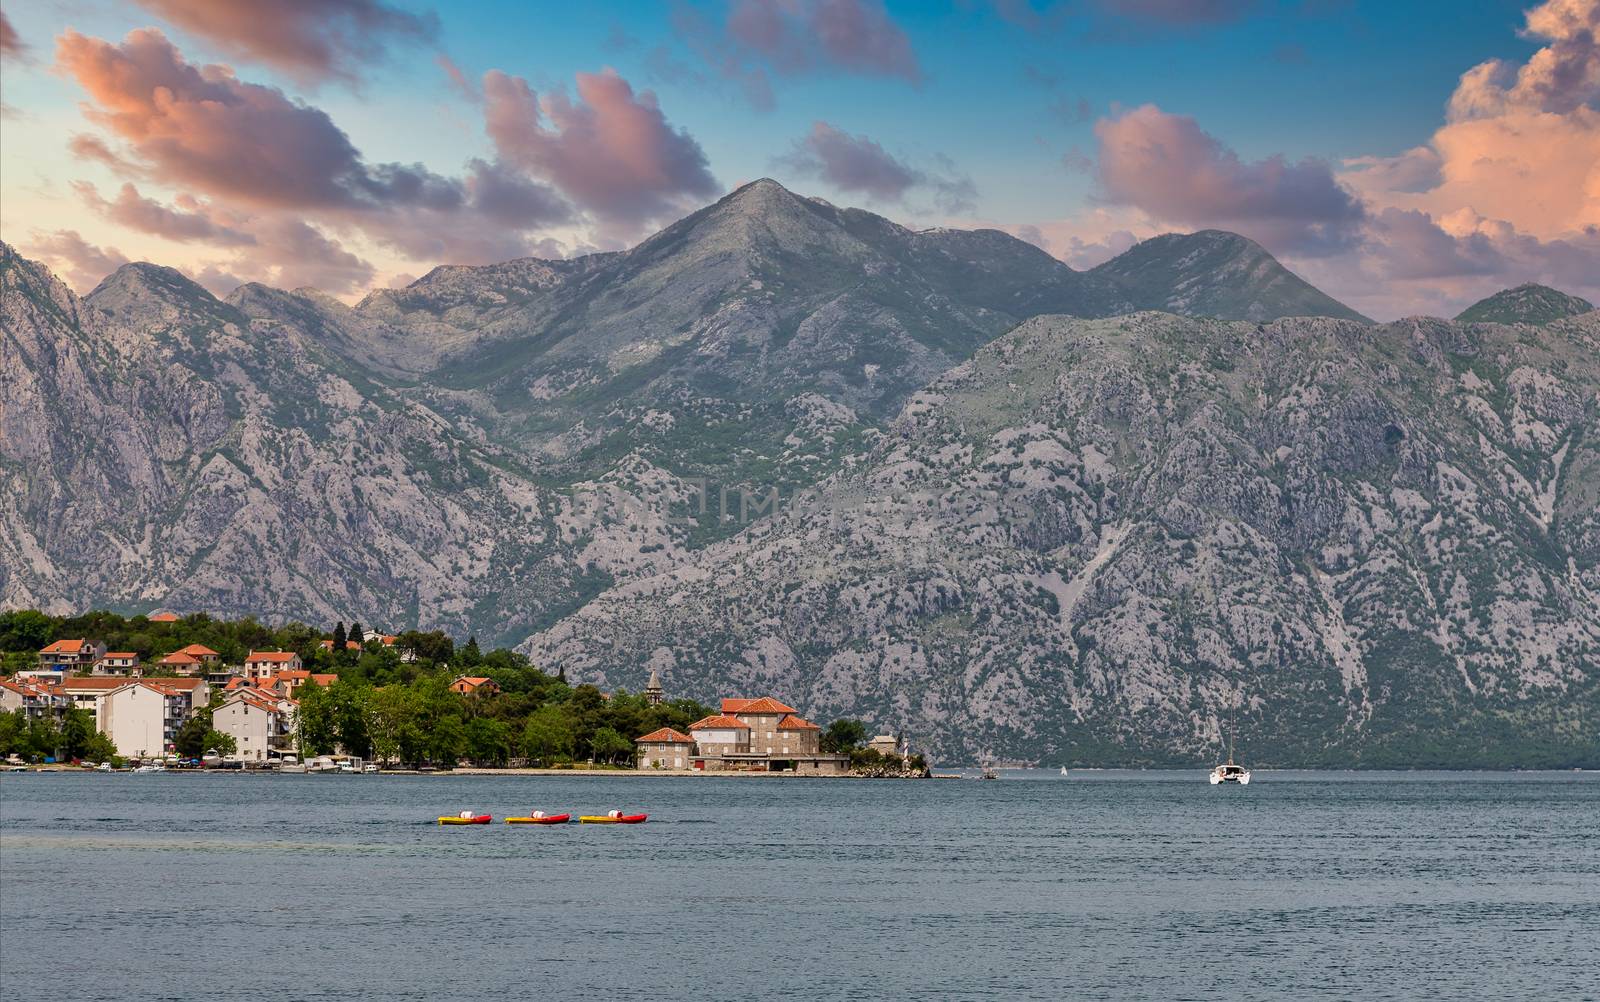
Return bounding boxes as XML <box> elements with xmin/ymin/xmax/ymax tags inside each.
<box><xmin>1</xmin><ymin>0</ymin><xmax>1593</xmax><ymax>318</ymax></box>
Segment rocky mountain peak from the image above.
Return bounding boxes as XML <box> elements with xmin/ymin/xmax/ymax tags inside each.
<box><xmin>85</xmin><ymin>261</ymin><xmax>238</xmax><ymax>328</ymax></box>
<box><xmin>1090</xmin><ymin>229</ymin><xmax>1371</xmax><ymax>324</ymax></box>
<box><xmin>1455</xmin><ymin>283</ymin><xmax>1594</xmax><ymax>325</ymax></box>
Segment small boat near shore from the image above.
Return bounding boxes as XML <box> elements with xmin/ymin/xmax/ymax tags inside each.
<box><xmin>506</xmin><ymin>811</ymin><xmax>570</xmax><ymax>825</ymax></box>
<box><xmin>579</xmin><ymin>810</ymin><xmax>647</xmax><ymax>824</ymax></box>
<box><xmin>439</xmin><ymin>811</ymin><xmax>492</xmax><ymax>825</ymax></box>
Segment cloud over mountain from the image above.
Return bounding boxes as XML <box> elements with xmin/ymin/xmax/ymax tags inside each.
<box><xmin>1094</xmin><ymin>104</ymin><xmax>1365</xmax><ymax>256</ymax></box>
<box><xmin>482</xmin><ymin>68</ymin><xmax>720</xmax><ymax>237</ymax></box>
<box><xmin>777</xmin><ymin>121</ymin><xmax>976</xmax><ymax>210</ymax></box>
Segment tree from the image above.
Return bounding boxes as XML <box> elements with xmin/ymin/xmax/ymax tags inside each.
<box><xmin>174</xmin><ymin>714</ymin><xmax>212</xmax><ymax>759</ymax></box>
<box><xmin>203</xmin><ymin>730</ymin><xmax>237</xmax><ymax>757</ymax></box>
<box><xmin>58</xmin><ymin>707</ymin><xmax>98</xmax><ymax>760</ymax></box>
<box><xmin>83</xmin><ymin>731</ymin><xmax>118</xmax><ymax>765</ymax></box>
<box><xmin>332</xmin><ymin>621</ymin><xmax>346</xmax><ymax>650</ymax></box>
<box><xmin>428</xmin><ymin>714</ymin><xmax>465</xmax><ymax>767</ymax></box>
<box><xmin>460</xmin><ymin>635</ymin><xmax>481</xmax><ymax>667</ymax></box>
<box><xmin>822</xmin><ymin>719</ymin><xmax>868</xmax><ymax>754</ymax></box>
<box><xmin>348</xmin><ymin>622</ymin><xmax>365</xmax><ymax>648</ymax></box>
<box><xmin>590</xmin><ymin>726</ymin><xmax>633</xmax><ymax>765</ymax></box>
<box><xmin>296</xmin><ymin>683</ymin><xmax>339</xmax><ymax>756</ymax></box>
<box><xmin>0</xmin><ymin>709</ymin><xmax>24</xmax><ymax>757</ymax></box>
<box><xmin>0</xmin><ymin>609</ymin><xmax>53</xmax><ymax>652</ymax></box>
<box><xmin>464</xmin><ymin>717</ymin><xmax>510</xmax><ymax>766</ymax></box>
<box><xmin>522</xmin><ymin>705</ymin><xmax>575</xmax><ymax>765</ymax></box>
<box><xmin>25</xmin><ymin>714</ymin><xmax>61</xmax><ymax>761</ymax></box>
<box><xmin>331</xmin><ymin>683</ymin><xmax>373</xmax><ymax>759</ymax></box>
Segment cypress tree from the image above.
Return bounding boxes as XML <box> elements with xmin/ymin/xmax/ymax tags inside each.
<box><xmin>332</xmin><ymin>621</ymin><xmax>346</xmax><ymax>649</ymax></box>
<box><xmin>349</xmin><ymin>622</ymin><xmax>365</xmax><ymax>647</ymax></box>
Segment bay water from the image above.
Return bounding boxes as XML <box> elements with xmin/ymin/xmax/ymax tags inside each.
<box><xmin>2</xmin><ymin>770</ymin><xmax>1596</xmax><ymax>1000</ymax></box>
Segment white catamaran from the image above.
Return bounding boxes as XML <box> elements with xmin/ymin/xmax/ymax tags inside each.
<box><xmin>1209</xmin><ymin>736</ymin><xmax>1251</xmax><ymax>786</ymax></box>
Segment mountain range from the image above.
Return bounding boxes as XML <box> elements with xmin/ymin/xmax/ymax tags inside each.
<box><xmin>4</xmin><ymin>179</ymin><xmax>1596</xmax><ymax>764</ymax></box>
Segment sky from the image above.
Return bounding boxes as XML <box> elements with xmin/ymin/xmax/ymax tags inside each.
<box><xmin>1</xmin><ymin>0</ymin><xmax>1596</xmax><ymax>320</ymax></box>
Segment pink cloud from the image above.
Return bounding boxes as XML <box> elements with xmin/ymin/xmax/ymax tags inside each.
<box><xmin>1</xmin><ymin>11</ymin><xmax>24</xmax><ymax>55</ymax></box>
<box><xmin>24</xmin><ymin>230</ymin><xmax>131</xmax><ymax>293</ymax></box>
<box><xmin>482</xmin><ymin>67</ymin><xmax>719</xmax><ymax>234</ymax></box>
<box><xmin>679</xmin><ymin>0</ymin><xmax>920</xmax><ymax>110</ymax></box>
<box><xmin>132</xmin><ymin>0</ymin><xmax>437</xmax><ymax>86</ymax></box>
<box><xmin>777</xmin><ymin>121</ymin><xmax>976</xmax><ymax>211</ymax></box>
<box><xmin>53</xmin><ymin>28</ymin><xmax>576</xmax><ymax>289</ymax></box>
<box><xmin>73</xmin><ymin>182</ymin><xmax>256</xmax><ymax>246</ymax></box>
<box><xmin>1094</xmin><ymin>104</ymin><xmax>1365</xmax><ymax>254</ymax></box>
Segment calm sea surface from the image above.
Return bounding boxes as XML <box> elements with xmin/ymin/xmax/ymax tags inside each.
<box><xmin>2</xmin><ymin>770</ymin><xmax>1596</xmax><ymax>1001</ymax></box>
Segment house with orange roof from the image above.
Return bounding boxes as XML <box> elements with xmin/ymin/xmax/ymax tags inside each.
<box><xmin>651</xmin><ymin>695</ymin><xmax>844</xmax><ymax>773</ymax></box>
<box><xmin>37</xmin><ymin>639</ymin><xmax>105</xmax><ymax>673</ymax></box>
<box><xmin>147</xmin><ymin>611</ymin><xmax>180</xmax><ymax>623</ymax></box>
<box><xmin>266</xmin><ymin>670</ymin><xmax>336</xmax><ymax>697</ymax></box>
<box><xmin>213</xmin><ymin>689</ymin><xmax>297</xmax><ymax>763</ymax></box>
<box><xmin>157</xmin><ymin>651</ymin><xmax>203</xmax><ymax>675</ymax></box>
<box><xmin>0</xmin><ymin>678</ymin><xmax>67</xmax><ymax>720</ymax></box>
<box><xmin>449</xmin><ymin>676</ymin><xmax>500</xmax><ymax>696</ymax></box>
<box><xmin>636</xmin><ymin>727</ymin><xmax>694</xmax><ymax>769</ymax></box>
<box><xmin>96</xmin><ymin>651</ymin><xmax>141</xmax><ymax>674</ymax></box>
<box><xmin>99</xmin><ymin>680</ymin><xmax>202</xmax><ymax>758</ymax></box>
<box><xmin>244</xmin><ymin>650</ymin><xmax>303</xmax><ymax>681</ymax></box>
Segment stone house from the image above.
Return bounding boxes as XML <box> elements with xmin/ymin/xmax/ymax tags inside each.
<box><xmin>687</xmin><ymin>714</ymin><xmax>750</xmax><ymax>756</ymax></box>
<box><xmin>635</xmin><ymin>727</ymin><xmax>694</xmax><ymax>769</ymax></box>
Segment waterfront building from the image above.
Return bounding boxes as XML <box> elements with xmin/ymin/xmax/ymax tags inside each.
<box><xmin>641</xmin><ymin>695</ymin><xmax>847</xmax><ymax>774</ymax></box>
<box><xmin>635</xmin><ymin>727</ymin><xmax>694</xmax><ymax>768</ymax></box>
<box><xmin>99</xmin><ymin>681</ymin><xmax>196</xmax><ymax>758</ymax></box>
<box><xmin>214</xmin><ymin>689</ymin><xmax>297</xmax><ymax>763</ymax></box>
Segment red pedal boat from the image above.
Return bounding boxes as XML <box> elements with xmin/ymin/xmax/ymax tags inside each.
<box><xmin>438</xmin><ymin>811</ymin><xmax>492</xmax><ymax>825</ymax></box>
<box><xmin>506</xmin><ymin>812</ymin><xmax>571</xmax><ymax>825</ymax></box>
<box><xmin>579</xmin><ymin>810</ymin><xmax>647</xmax><ymax>824</ymax></box>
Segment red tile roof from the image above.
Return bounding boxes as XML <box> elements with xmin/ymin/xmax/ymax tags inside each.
<box><xmin>246</xmin><ymin>651</ymin><xmax>299</xmax><ymax>663</ymax></box>
<box><xmin>689</xmin><ymin>714</ymin><xmax>752</xmax><ymax>731</ymax></box>
<box><xmin>148</xmin><ymin>612</ymin><xmax>180</xmax><ymax>622</ymax></box>
<box><xmin>178</xmin><ymin>644</ymin><xmax>219</xmax><ymax>657</ymax></box>
<box><xmin>39</xmin><ymin>639</ymin><xmax>90</xmax><ymax>654</ymax></box>
<box><xmin>729</xmin><ymin>696</ymin><xmax>797</xmax><ymax>715</ymax></box>
<box><xmin>159</xmin><ymin>652</ymin><xmax>201</xmax><ymax>665</ymax></box>
<box><xmin>102</xmin><ymin>652</ymin><xmax>138</xmax><ymax>659</ymax></box>
<box><xmin>721</xmin><ymin>698</ymin><xmax>755</xmax><ymax>714</ymax></box>
<box><xmin>61</xmin><ymin>677</ymin><xmax>137</xmax><ymax>692</ymax></box>
<box><xmin>635</xmin><ymin>727</ymin><xmax>694</xmax><ymax>744</ymax></box>
<box><xmin>777</xmin><ymin>714</ymin><xmax>820</xmax><ymax>730</ymax></box>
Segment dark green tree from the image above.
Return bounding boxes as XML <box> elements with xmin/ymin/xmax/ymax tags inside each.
<box><xmin>348</xmin><ymin>622</ymin><xmax>365</xmax><ymax>647</ymax></box>
<box><xmin>821</xmin><ymin>719</ymin><xmax>868</xmax><ymax>754</ymax></box>
<box><xmin>590</xmin><ymin>726</ymin><xmax>633</xmax><ymax>765</ymax></box>
<box><xmin>0</xmin><ymin>709</ymin><xmax>25</xmax><ymax>757</ymax></box>
<box><xmin>296</xmin><ymin>682</ymin><xmax>338</xmax><ymax>756</ymax></box>
<box><xmin>203</xmin><ymin>730</ymin><xmax>237</xmax><ymax>756</ymax></box>
<box><xmin>332</xmin><ymin>622</ymin><xmax>347</xmax><ymax>650</ymax></box>
<box><xmin>58</xmin><ymin>707</ymin><xmax>98</xmax><ymax>760</ymax></box>
<box><xmin>0</xmin><ymin>610</ymin><xmax>53</xmax><ymax>652</ymax></box>
<box><xmin>174</xmin><ymin>714</ymin><xmax>212</xmax><ymax>759</ymax></box>
<box><xmin>460</xmin><ymin>635</ymin><xmax>481</xmax><ymax>667</ymax></box>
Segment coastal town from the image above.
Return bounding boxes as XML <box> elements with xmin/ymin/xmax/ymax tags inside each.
<box><xmin>0</xmin><ymin>610</ymin><xmax>925</xmax><ymax>776</ymax></box>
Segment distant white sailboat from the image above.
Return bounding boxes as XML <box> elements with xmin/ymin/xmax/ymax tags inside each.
<box><xmin>1059</xmin><ymin>766</ymin><xmax>1069</xmax><ymax>776</ymax></box>
<box><xmin>1209</xmin><ymin>734</ymin><xmax>1250</xmax><ymax>786</ymax></box>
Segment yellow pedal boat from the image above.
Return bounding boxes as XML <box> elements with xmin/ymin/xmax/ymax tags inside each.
<box><xmin>438</xmin><ymin>812</ymin><xmax>491</xmax><ymax>825</ymax></box>
<box><xmin>578</xmin><ymin>811</ymin><xmax>647</xmax><ymax>824</ymax></box>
